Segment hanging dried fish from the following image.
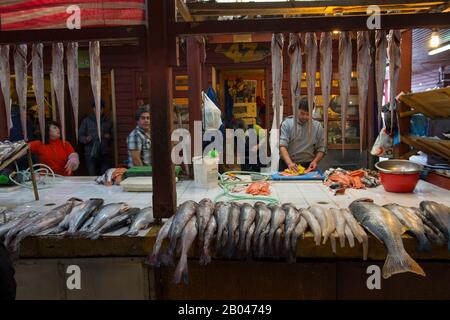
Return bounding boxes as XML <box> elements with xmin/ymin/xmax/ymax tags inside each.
<box><xmin>89</xmin><ymin>41</ymin><xmax>102</xmax><ymax>142</ymax></box>
<box><xmin>14</xmin><ymin>44</ymin><xmax>28</xmax><ymax>140</ymax></box>
<box><xmin>388</xmin><ymin>30</ymin><xmax>401</xmax><ymax>135</ymax></box>
<box><xmin>305</xmin><ymin>32</ymin><xmax>317</xmax><ymax>137</ymax></box>
<box><xmin>320</xmin><ymin>32</ymin><xmax>332</xmax><ymax>147</ymax></box>
<box><xmin>0</xmin><ymin>45</ymin><xmax>12</xmax><ymax>134</ymax></box>
<box><xmin>357</xmin><ymin>31</ymin><xmax>370</xmax><ymax>153</ymax></box>
<box><xmin>375</xmin><ymin>30</ymin><xmax>388</xmax><ymax>131</ymax></box>
<box><xmin>288</xmin><ymin>33</ymin><xmax>302</xmax><ymax>135</ymax></box>
<box><xmin>52</xmin><ymin>43</ymin><xmax>65</xmax><ymax>141</ymax></box>
<box><xmin>32</xmin><ymin>44</ymin><xmax>46</xmax><ymax>143</ymax></box>
<box><xmin>67</xmin><ymin>42</ymin><xmax>79</xmax><ymax>142</ymax></box>
<box><xmin>338</xmin><ymin>32</ymin><xmax>352</xmax><ymax>155</ymax></box>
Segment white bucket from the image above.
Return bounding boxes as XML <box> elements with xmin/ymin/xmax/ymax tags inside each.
<box><xmin>192</xmin><ymin>156</ymin><xmax>219</xmax><ymax>188</ymax></box>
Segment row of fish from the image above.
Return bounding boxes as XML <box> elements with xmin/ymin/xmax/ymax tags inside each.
<box><xmin>0</xmin><ymin>140</ymin><xmax>27</xmax><ymax>163</ymax></box>
<box><xmin>149</xmin><ymin>198</ymin><xmax>449</xmax><ymax>284</ymax></box>
<box><xmin>272</xmin><ymin>30</ymin><xmax>400</xmax><ymax>155</ymax></box>
<box><xmin>0</xmin><ymin>42</ymin><xmax>102</xmax><ymax>142</ymax></box>
<box><xmin>0</xmin><ymin>198</ymin><xmax>155</xmax><ymax>252</ymax></box>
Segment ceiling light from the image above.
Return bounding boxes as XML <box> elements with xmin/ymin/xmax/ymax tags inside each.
<box><xmin>429</xmin><ymin>30</ymin><xmax>440</xmax><ymax>48</ymax></box>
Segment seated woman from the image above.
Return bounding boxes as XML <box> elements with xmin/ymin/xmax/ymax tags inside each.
<box><xmin>28</xmin><ymin>121</ymin><xmax>80</xmax><ymax>176</ymax></box>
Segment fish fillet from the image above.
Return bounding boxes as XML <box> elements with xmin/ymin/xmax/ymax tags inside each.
<box><xmin>52</xmin><ymin>43</ymin><xmax>65</xmax><ymax>141</ymax></box>
<box><xmin>14</xmin><ymin>44</ymin><xmax>28</xmax><ymax>140</ymax></box>
<box><xmin>375</xmin><ymin>30</ymin><xmax>388</xmax><ymax>131</ymax></box>
<box><xmin>67</xmin><ymin>42</ymin><xmax>79</xmax><ymax>142</ymax></box>
<box><xmin>387</xmin><ymin>30</ymin><xmax>401</xmax><ymax>135</ymax></box>
<box><xmin>0</xmin><ymin>45</ymin><xmax>12</xmax><ymax>133</ymax></box>
<box><xmin>89</xmin><ymin>41</ymin><xmax>102</xmax><ymax>142</ymax></box>
<box><xmin>305</xmin><ymin>32</ymin><xmax>317</xmax><ymax>138</ymax></box>
<box><xmin>32</xmin><ymin>43</ymin><xmax>45</xmax><ymax>143</ymax></box>
<box><xmin>320</xmin><ymin>32</ymin><xmax>332</xmax><ymax>147</ymax></box>
<box><xmin>357</xmin><ymin>31</ymin><xmax>370</xmax><ymax>153</ymax></box>
<box><xmin>288</xmin><ymin>33</ymin><xmax>302</xmax><ymax>135</ymax></box>
<box><xmin>338</xmin><ymin>32</ymin><xmax>352</xmax><ymax>155</ymax></box>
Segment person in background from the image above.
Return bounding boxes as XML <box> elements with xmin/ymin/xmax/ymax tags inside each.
<box><xmin>79</xmin><ymin>100</ymin><xmax>113</xmax><ymax>176</ymax></box>
<box><xmin>28</xmin><ymin>121</ymin><xmax>80</xmax><ymax>176</ymax></box>
<box><xmin>127</xmin><ymin>105</ymin><xmax>151</xmax><ymax>167</ymax></box>
<box><xmin>0</xmin><ymin>242</ymin><xmax>16</xmax><ymax>300</ymax></box>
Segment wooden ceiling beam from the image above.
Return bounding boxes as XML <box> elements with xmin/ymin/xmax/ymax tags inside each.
<box><xmin>176</xmin><ymin>0</ymin><xmax>194</xmax><ymax>22</ymax></box>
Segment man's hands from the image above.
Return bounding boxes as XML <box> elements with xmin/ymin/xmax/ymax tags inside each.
<box><xmin>287</xmin><ymin>161</ymin><xmax>298</xmax><ymax>172</ymax></box>
<box><xmin>308</xmin><ymin>160</ymin><xmax>318</xmax><ymax>172</ymax></box>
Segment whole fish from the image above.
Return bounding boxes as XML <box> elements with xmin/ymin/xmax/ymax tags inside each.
<box><xmin>168</xmin><ymin>200</ymin><xmax>197</xmax><ymax>257</ymax></box>
<box><xmin>173</xmin><ymin>217</ymin><xmax>198</xmax><ymax>285</ymax></box>
<box><xmin>305</xmin><ymin>32</ymin><xmax>318</xmax><ymax>137</ymax></box>
<box><xmin>357</xmin><ymin>31</ymin><xmax>370</xmax><ymax>153</ymax></box>
<box><xmin>147</xmin><ymin>216</ymin><xmax>174</xmax><ymax>267</ymax></box>
<box><xmin>14</xmin><ymin>44</ymin><xmax>28</xmax><ymax>140</ymax></box>
<box><xmin>196</xmin><ymin>198</ymin><xmax>214</xmax><ymax>250</ymax></box>
<box><xmin>420</xmin><ymin>201</ymin><xmax>450</xmax><ymax>249</ymax></box>
<box><xmin>344</xmin><ymin>223</ymin><xmax>355</xmax><ymax>247</ymax></box>
<box><xmin>4</xmin><ymin>212</ymin><xmax>44</xmax><ymax>247</ymax></box>
<box><xmin>411</xmin><ymin>206</ymin><xmax>441</xmax><ymax>236</ymax></box>
<box><xmin>214</xmin><ymin>201</ymin><xmax>230</xmax><ymax>251</ymax></box>
<box><xmin>125</xmin><ymin>206</ymin><xmax>154</xmax><ymax>236</ymax></box>
<box><xmin>0</xmin><ymin>45</ymin><xmax>12</xmax><ymax>133</ymax></box>
<box><xmin>85</xmin><ymin>203</ymin><xmax>128</xmax><ymax>234</ymax></box>
<box><xmin>252</xmin><ymin>201</ymin><xmax>272</xmax><ymax>249</ymax></box>
<box><xmin>200</xmin><ymin>215</ymin><xmax>217</xmax><ymax>266</ymax></box>
<box><xmin>0</xmin><ymin>211</ymin><xmax>38</xmax><ymax>239</ymax></box>
<box><xmin>32</xmin><ymin>44</ymin><xmax>46</xmax><ymax>143</ymax></box>
<box><xmin>309</xmin><ymin>205</ymin><xmax>330</xmax><ymax>243</ymax></box>
<box><xmin>299</xmin><ymin>208</ymin><xmax>322</xmax><ymax>246</ymax></box>
<box><xmin>271</xmin><ymin>33</ymin><xmax>284</xmax><ymax>129</ymax></box>
<box><xmin>63</xmin><ymin>198</ymin><xmax>103</xmax><ymax>235</ymax></box>
<box><xmin>330</xmin><ymin>208</ymin><xmax>346</xmax><ymax>248</ymax></box>
<box><xmin>282</xmin><ymin>203</ymin><xmax>301</xmax><ymax>255</ymax></box>
<box><xmin>52</xmin><ymin>43</ymin><xmax>65</xmax><ymax>141</ymax></box>
<box><xmin>339</xmin><ymin>32</ymin><xmax>352</xmax><ymax>155</ymax></box>
<box><xmin>89</xmin><ymin>41</ymin><xmax>102</xmax><ymax>141</ymax></box>
<box><xmin>290</xmin><ymin>217</ymin><xmax>308</xmax><ymax>263</ymax></box>
<box><xmin>288</xmin><ymin>33</ymin><xmax>302</xmax><ymax>135</ymax></box>
<box><xmin>224</xmin><ymin>202</ymin><xmax>240</xmax><ymax>258</ymax></box>
<box><xmin>267</xmin><ymin>204</ymin><xmax>286</xmax><ymax>256</ymax></box>
<box><xmin>50</xmin><ymin>199</ymin><xmax>86</xmax><ymax>234</ymax></box>
<box><xmin>245</xmin><ymin>222</ymin><xmax>255</xmax><ymax>260</ymax></box>
<box><xmin>238</xmin><ymin>203</ymin><xmax>256</xmax><ymax>253</ymax></box>
<box><xmin>320</xmin><ymin>32</ymin><xmax>333</xmax><ymax>146</ymax></box>
<box><xmin>387</xmin><ymin>30</ymin><xmax>401</xmax><ymax>134</ymax></box>
<box><xmin>89</xmin><ymin>208</ymin><xmax>140</xmax><ymax>240</ymax></box>
<box><xmin>349</xmin><ymin>199</ymin><xmax>425</xmax><ymax>279</ymax></box>
<box><xmin>67</xmin><ymin>42</ymin><xmax>79</xmax><ymax>142</ymax></box>
<box><xmin>375</xmin><ymin>30</ymin><xmax>388</xmax><ymax>130</ymax></box>
<box><xmin>341</xmin><ymin>208</ymin><xmax>368</xmax><ymax>260</ymax></box>
<box><xmin>383</xmin><ymin>203</ymin><xmax>431</xmax><ymax>252</ymax></box>
<box><xmin>79</xmin><ymin>216</ymin><xmax>94</xmax><ymax>234</ymax></box>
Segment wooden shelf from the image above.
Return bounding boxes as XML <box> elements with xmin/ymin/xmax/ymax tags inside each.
<box><xmin>328</xmin><ymin>143</ymin><xmax>360</xmax><ymax>150</ymax></box>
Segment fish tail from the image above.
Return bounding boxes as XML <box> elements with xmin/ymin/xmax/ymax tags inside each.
<box><xmin>382</xmin><ymin>251</ymin><xmax>426</xmax><ymax>279</ymax></box>
<box><xmin>330</xmin><ymin>235</ymin><xmax>337</xmax><ymax>254</ymax></box>
<box><xmin>173</xmin><ymin>256</ymin><xmax>187</xmax><ymax>285</ymax></box>
<box><xmin>339</xmin><ymin>234</ymin><xmax>346</xmax><ymax>248</ymax></box>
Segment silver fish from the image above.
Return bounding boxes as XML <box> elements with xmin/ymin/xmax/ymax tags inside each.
<box><xmin>271</xmin><ymin>33</ymin><xmax>284</xmax><ymax>129</ymax></box>
<box><xmin>52</xmin><ymin>43</ymin><xmax>66</xmax><ymax>141</ymax></box>
<box><xmin>14</xmin><ymin>44</ymin><xmax>28</xmax><ymax>140</ymax></box>
<box><xmin>224</xmin><ymin>202</ymin><xmax>240</xmax><ymax>258</ymax></box>
<box><xmin>422</xmin><ymin>223</ymin><xmax>446</xmax><ymax>246</ymax></box>
<box><xmin>67</xmin><ymin>42</ymin><xmax>79</xmax><ymax>142</ymax></box>
<box><xmin>383</xmin><ymin>203</ymin><xmax>431</xmax><ymax>252</ymax></box>
<box><xmin>85</xmin><ymin>203</ymin><xmax>128</xmax><ymax>234</ymax></box>
<box><xmin>147</xmin><ymin>216</ymin><xmax>174</xmax><ymax>267</ymax></box>
<box><xmin>0</xmin><ymin>211</ymin><xmax>38</xmax><ymax>239</ymax></box>
<box><xmin>253</xmin><ymin>201</ymin><xmax>272</xmax><ymax>249</ymax></box>
<box><xmin>125</xmin><ymin>206</ymin><xmax>154</xmax><ymax>236</ymax></box>
<box><xmin>305</xmin><ymin>32</ymin><xmax>318</xmax><ymax>137</ymax></box>
<box><xmin>330</xmin><ymin>231</ymin><xmax>338</xmax><ymax>254</ymax></box>
<box><xmin>238</xmin><ymin>203</ymin><xmax>256</xmax><ymax>253</ymax></box>
<box><xmin>173</xmin><ymin>217</ymin><xmax>198</xmax><ymax>285</ymax></box>
<box><xmin>168</xmin><ymin>200</ymin><xmax>197</xmax><ymax>256</ymax></box>
<box><xmin>357</xmin><ymin>31</ymin><xmax>370</xmax><ymax>153</ymax></box>
<box><xmin>214</xmin><ymin>201</ymin><xmax>230</xmax><ymax>251</ymax></box>
<box><xmin>344</xmin><ymin>223</ymin><xmax>355</xmax><ymax>248</ymax></box>
<box><xmin>341</xmin><ymin>208</ymin><xmax>368</xmax><ymax>260</ymax></box>
<box><xmin>309</xmin><ymin>205</ymin><xmax>329</xmax><ymax>243</ymax></box>
<box><xmin>200</xmin><ymin>215</ymin><xmax>217</xmax><ymax>266</ymax></box>
<box><xmin>274</xmin><ymin>226</ymin><xmax>284</xmax><ymax>258</ymax></box>
<box><xmin>411</xmin><ymin>206</ymin><xmax>442</xmax><ymax>236</ymax></box>
<box><xmin>349</xmin><ymin>199</ymin><xmax>425</xmax><ymax>279</ymax></box>
<box><xmin>387</xmin><ymin>30</ymin><xmax>401</xmax><ymax>134</ymax></box>
<box><xmin>420</xmin><ymin>201</ymin><xmax>450</xmax><ymax>250</ymax></box>
<box><xmin>282</xmin><ymin>203</ymin><xmax>301</xmax><ymax>255</ymax></box>
<box><xmin>267</xmin><ymin>204</ymin><xmax>286</xmax><ymax>256</ymax></box>
<box><xmin>330</xmin><ymin>208</ymin><xmax>346</xmax><ymax>248</ymax></box>
<box><xmin>375</xmin><ymin>30</ymin><xmax>388</xmax><ymax>130</ymax></box>
<box><xmin>257</xmin><ymin>224</ymin><xmax>270</xmax><ymax>258</ymax></box>
<box><xmin>339</xmin><ymin>32</ymin><xmax>352</xmax><ymax>155</ymax></box>
<box><xmin>0</xmin><ymin>45</ymin><xmax>12</xmax><ymax>133</ymax></box>
<box><xmin>320</xmin><ymin>32</ymin><xmax>333</xmax><ymax>146</ymax></box>
<box><xmin>196</xmin><ymin>198</ymin><xmax>214</xmax><ymax>250</ymax></box>
<box><xmin>64</xmin><ymin>198</ymin><xmax>103</xmax><ymax>235</ymax></box>
<box><xmin>245</xmin><ymin>222</ymin><xmax>255</xmax><ymax>260</ymax></box>
<box><xmin>290</xmin><ymin>217</ymin><xmax>308</xmax><ymax>262</ymax></box>
<box><xmin>32</xmin><ymin>44</ymin><xmax>46</xmax><ymax>143</ymax></box>
<box><xmin>89</xmin><ymin>41</ymin><xmax>102</xmax><ymax>141</ymax></box>
<box><xmin>299</xmin><ymin>208</ymin><xmax>321</xmax><ymax>246</ymax></box>
<box><xmin>288</xmin><ymin>33</ymin><xmax>302</xmax><ymax>135</ymax></box>
<box><xmin>89</xmin><ymin>208</ymin><xmax>140</xmax><ymax>240</ymax></box>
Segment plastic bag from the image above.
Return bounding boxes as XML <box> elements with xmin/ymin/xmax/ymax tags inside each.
<box><xmin>202</xmin><ymin>91</ymin><xmax>222</xmax><ymax>130</ymax></box>
<box><xmin>371</xmin><ymin>127</ymin><xmax>393</xmax><ymax>158</ymax></box>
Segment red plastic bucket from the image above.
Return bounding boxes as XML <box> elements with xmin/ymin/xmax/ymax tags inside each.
<box><xmin>379</xmin><ymin>171</ymin><xmax>420</xmax><ymax>193</ymax></box>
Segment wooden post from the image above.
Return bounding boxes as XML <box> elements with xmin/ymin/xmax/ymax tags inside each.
<box><xmin>367</xmin><ymin>30</ymin><xmax>376</xmax><ymax>169</ymax></box>
<box><xmin>27</xmin><ymin>149</ymin><xmax>39</xmax><ymax>201</ymax></box>
<box><xmin>147</xmin><ymin>0</ymin><xmax>176</xmax><ymax>218</ymax></box>
<box><xmin>110</xmin><ymin>69</ymin><xmax>119</xmax><ymax>167</ymax></box>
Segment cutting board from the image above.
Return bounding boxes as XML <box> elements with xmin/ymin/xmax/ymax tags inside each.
<box><xmin>121</xmin><ymin>177</ymin><xmax>153</xmax><ymax>192</ymax></box>
<box><xmin>271</xmin><ymin>170</ymin><xmax>324</xmax><ymax>181</ymax></box>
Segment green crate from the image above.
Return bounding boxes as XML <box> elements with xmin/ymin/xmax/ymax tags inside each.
<box><xmin>124</xmin><ymin>165</ymin><xmax>182</xmax><ymax>179</ymax></box>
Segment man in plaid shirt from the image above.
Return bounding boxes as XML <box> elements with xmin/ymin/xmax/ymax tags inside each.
<box><xmin>127</xmin><ymin>105</ymin><xmax>151</xmax><ymax>167</ymax></box>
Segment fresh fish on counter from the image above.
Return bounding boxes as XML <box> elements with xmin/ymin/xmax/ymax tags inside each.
<box><xmin>341</xmin><ymin>208</ymin><xmax>368</xmax><ymax>260</ymax></box>
<box><xmin>168</xmin><ymin>200</ymin><xmax>197</xmax><ymax>260</ymax></box>
<box><xmin>387</xmin><ymin>30</ymin><xmax>401</xmax><ymax>134</ymax></box>
<box><xmin>32</xmin><ymin>44</ymin><xmax>46</xmax><ymax>143</ymax></box>
<box><xmin>257</xmin><ymin>224</ymin><xmax>270</xmax><ymax>258</ymax></box>
<box><xmin>253</xmin><ymin>201</ymin><xmax>272</xmax><ymax>249</ymax></box>
<box><xmin>274</xmin><ymin>226</ymin><xmax>284</xmax><ymax>258</ymax></box>
<box><xmin>147</xmin><ymin>216</ymin><xmax>174</xmax><ymax>267</ymax></box>
<box><xmin>214</xmin><ymin>201</ymin><xmax>230</xmax><ymax>251</ymax></box>
<box><xmin>14</xmin><ymin>44</ymin><xmax>28</xmax><ymax>140</ymax></box>
<box><xmin>288</xmin><ymin>33</ymin><xmax>302</xmax><ymax>135</ymax></box>
<box><xmin>330</xmin><ymin>208</ymin><xmax>346</xmax><ymax>248</ymax></box>
<box><xmin>299</xmin><ymin>208</ymin><xmax>322</xmax><ymax>246</ymax></box>
<box><xmin>245</xmin><ymin>222</ymin><xmax>256</xmax><ymax>260</ymax></box>
<box><xmin>338</xmin><ymin>32</ymin><xmax>352</xmax><ymax>155</ymax></box>
<box><xmin>125</xmin><ymin>206</ymin><xmax>154</xmax><ymax>236</ymax></box>
<box><xmin>375</xmin><ymin>30</ymin><xmax>388</xmax><ymax>130</ymax></box>
<box><xmin>344</xmin><ymin>224</ymin><xmax>355</xmax><ymax>248</ymax></box>
<box><xmin>174</xmin><ymin>217</ymin><xmax>198</xmax><ymax>285</ymax></box>
<box><xmin>267</xmin><ymin>204</ymin><xmax>286</xmax><ymax>256</ymax></box>
<box><xmin>0</xmin><ymin>45</ymin><xmax>12</xmax><ymax>133</ymax></box>
<box><xmin>64</xmin><ymin>198</ymin><xmax>104</xmax><ymax>235</ymax></box>
<box><xmin>89</xmin><ymin>41</ymin><xmax>102</xmax><ymax>141</ymax></box>
<box><xmin>383</xmin><ymin>203</ymin><xmax>431</xmax><ymax>252</ymax></box>
<box><xmin>0</xmin><ymin>212</ymin><xmax>38</xmax><ymax>239</ymax></box>
<box><xmin>309</xmin><ymin>205</ymin><xmax>330</xmax><ymax>244</ymax></box>
<box><xmin>289</xmin><ymin>217</ymin><xmax>308</xmax><ymax>263</ymax></box>
<box><xmin>224</xmin><ymin>202</ymin><xmax>240</xmax><ymax>258</ymax></box>
<box><xmin>320</xmin><ymin>32</ymin><xmax>333</xmax><ymax>146</ymax></box>
<box><xmin>420</xmin><ymin>201</ymin><xmax>450</xmax><ymax>250</ymax></box>
<box><xmin>200</xmin><ymin>215</ymin><xmax>217</xmax><ymax>266</ymax></box>
<box><xmin>52</xmin><ymin>43</ymin><xmax>66</xmax><ymax>141</ymax></box>
<box><xmin>238</xmin><ymin>203</ymin><xmax>256</xmax><ymax>253</ymax></box>
<box><xmin>349</xmin><ymin>199</ymin><xmax>425</xmax><ymax>279</ymax></box>
<box><xmin>422</xmin><ymin>223</ymin><xmax>446</xmax><ymax>246</ymax></box>
<box><xmin>84</xmin><ymin>203</ymin><xmax>129</xmax><ymax>234</ymax></box>
<box><xmin>79</xmin><ymin>216</ymin><xmax>94</xmax><ymax>234</ymax></box>
<box><xmin>67</xmin><ymin>42</ymin><xmax>79</xmax><ymax>142</ymax></box>
<box><xmin>196</xmin><ymin>198</ymin><xmax>214</xmax><ymax>251</ymax></box>
<box><xmin>305</xmin><ymin>32</ymin><xmax>318</xmax><ymax>137</ymax></box>
<box><xmin>89</xmin><ymin>208</ymin><xmax>140</xmax><ymax>240</ymax></box>
<box><xmin>282</xmin><ymin>203</ymin><xmax>301</xmax><ymax>256</ymax></box>
<box><xmin>357</xmin><ymin>31</ymin><xmax>370</xmax><ymax>153</ymax></box>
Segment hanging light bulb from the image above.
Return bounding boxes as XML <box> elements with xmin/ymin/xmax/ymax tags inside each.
<box><xmin>332</xmin><ymin>30</ymin><xmax>340</xmax><ymax>35</ymax></box>
<box><xmin>430</xmin><ymin>30</ymin><xmax>440</xmax><ymax>48</ymax></box>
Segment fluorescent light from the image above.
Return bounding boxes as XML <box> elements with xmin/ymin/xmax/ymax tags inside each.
<box><xmin>428</xmin><ymin>42</ymin><xmax>450</xmax><ymax>55</ymax></box>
